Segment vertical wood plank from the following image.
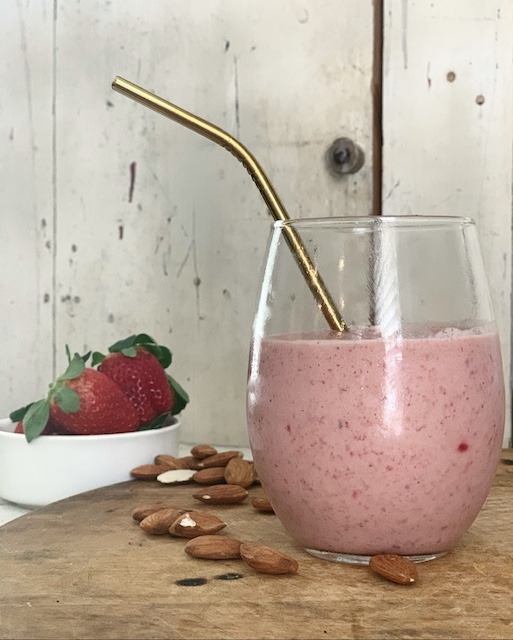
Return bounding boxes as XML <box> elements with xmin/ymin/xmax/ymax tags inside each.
<box><xmin>0</xmin><ymin>1</ymin><xmax>53</xmax><ymax>416</ymax></box>
<box><xmin>382</xmin><ymin>0</ymin><xmax>513</xmax><ymax>445</ymax></box>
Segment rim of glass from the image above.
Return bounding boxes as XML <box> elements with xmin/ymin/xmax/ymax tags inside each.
<box><xmin>275</xmin><ymin>215</ymin><xmax>475</xmax><ymax>230</ymax></box>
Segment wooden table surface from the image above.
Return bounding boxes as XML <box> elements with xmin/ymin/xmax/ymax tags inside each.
<box><xmin>0</xmin><ymin>452</ymin><xmax>512</xmax><ymax>640</ymax></box>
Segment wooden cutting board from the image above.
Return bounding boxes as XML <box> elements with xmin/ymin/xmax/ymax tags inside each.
<box><xmin>0</xmin><ymin>453</ymin><xmax>512</xmax><ymax>640</ymax></box>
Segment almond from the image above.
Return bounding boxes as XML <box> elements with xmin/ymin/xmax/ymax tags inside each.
<box><xmin>131</xmin><ymin>503</ymin><xmax>180</xmax><ymax>522</ymax></box>
<box><xmin>169</xmin><ymin>511</ymin><xmax>227</xmax><ymax>538</ymax></box>
<box><xmin>369</xmin><ymin>554</ymin><xmax>418</xmax><ymax>585</ymax></box>
<box><xmin>191</xmin><ymin>444</ymin><xmax>218</xmax><ymax>459</ymax></box>
<box><xmin>184</xmin><ymin>535</ymin><xmax>242</xmax><ymax>559</ymax></box>
<box><xmin>224</xmin><ymin>457</ymin><xmax>255</xmax><ymax>488</ymax></box>
<box><xmin>178</xmin><ymin>455</ymin><xmax>203</xmax><ymax>470</ymax></box>
<box><xmin>157</xmin><ymin>469</ymin><xmax>196</xmax><ymax>484</ymax></box>
<box><xmin>130</xmin><ymin>464</ymin><xmax>169</xmax><ymax>480</ymax></box>
<box><xmin>251</xmin><ymin>496</ymin><xmax>275</xmax><ymax>513</ymax></box>
<box><xmin>139</xmin><ymin>508</ymin><xmax>185</xmax><ymax>534</ymax></box>
<box><xmin>192</xmin><ymin>467</ymin><xmax>227</xmax><ymax>485</ymax></box>
<box><xmin>197</xmin><ymin>450</ymin><xmax>243</xmax><ymax>469</ymax></box>
<box><xmin>192</xmin><ymin>484</ymin><xmax>248</xmax><ymax>505</ymax></box>
<box><xmin>240</xmin><ymin>543</ymin><xmax>298</xmax><ymax>575</ymax></box>
<box><xmin>154</xmin><ymin>454</ymin><xmax>182</xmax><ymax>470</ymax></box>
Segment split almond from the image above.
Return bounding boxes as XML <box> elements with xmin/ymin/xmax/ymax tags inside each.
<box><xmin>184</xmin><ymin>535</ymin><xmax>242</xmax><ymax>559</ymax></box>
<box><xmin>191</xmin><ymin>444</ymin><xmax>218</xmax><ymax>459</ymax></box>
<box><xmin>169</xmin><ymin>511</ymin><xmax>227</xmax><ymax>538</ymax></box>
<box><xmin>157</xmin><ymin>469</ymin><xmax>196</xmax><ymax>484</ymax></box>
<box><xmin>192</xmin><ymin>467</ymin><xmax>227</xmax><ymax>485</ymax></box>
<box><xmin>197</xmin><ymin>450</ymin><xmax>242</xmax><ymax>469</ymax></box>
<box><xmin>130</xmin><ymin>464</ymin><xmax>169</xmax><ymax>480</ymax></box>
<box><xmin>224</xmin><ymin>457</ymin><xmax>255</xmax><ymax>488</ymax></box>
<box><xmin>139</xmin><ymin>508</ymin><xmax>185</xmax><ymax>535</ymax></box>
<box><xmin>369</xmin><ymin>554</ymin><xmax>418</xmax><ymax>585</ymax></box>
<box><xmin>240</xmin><ymin>543</ymin><xmax>298</xmax><ymax>575</ymax></box>
<box><xmin>251</xmin><ymin>496</ymin><xmax>275</xmax><ymax>513</ymax></box>
<box><xmin>132</xmin><ymin>503</ymin><xmax>180</xmax><ymax>522</ymax></box>
<box><xmin>192</xmin><ymin>484</ymin><xmax>248</xmax><ymax>505</ymax></box>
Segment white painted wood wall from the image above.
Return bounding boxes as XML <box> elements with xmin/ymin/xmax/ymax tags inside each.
<box><xmin>1</xmin><ymin>0</ymin><xmax>511</xmax><ymax>447</ymax></box>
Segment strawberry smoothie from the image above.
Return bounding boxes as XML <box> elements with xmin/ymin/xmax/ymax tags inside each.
<box><xmin>247</xmin><ymin>324</ymin><xmax>504</xmax><ymax>559</ymax></box>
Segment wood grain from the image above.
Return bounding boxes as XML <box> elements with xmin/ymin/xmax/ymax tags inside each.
<box><xmin>0</xmin><ymin>452</ymin><xmax>512</xmax><ymax>639</ymax></box>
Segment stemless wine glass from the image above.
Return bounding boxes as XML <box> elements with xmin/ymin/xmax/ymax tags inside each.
<box><xmin>247</xmin><ymin>216</ymin><xmax>505</xmax><ymax>564</ymax></box>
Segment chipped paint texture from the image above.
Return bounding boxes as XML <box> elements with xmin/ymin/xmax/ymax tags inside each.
<box><xmin>383</xmin><ymin>0</ymin><xmax>513</xmax><ymax>445</ymax></box>
<box><xmin>0</xmin><ymin>1</ymin><xmax>374</xmax><ymax>445</ymax></box>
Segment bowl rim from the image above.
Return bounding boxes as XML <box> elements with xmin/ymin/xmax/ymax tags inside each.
<box><xmin>0</xmin><ymin>416</ymin><xmax>180</xmax><ymax>442</ymax></box>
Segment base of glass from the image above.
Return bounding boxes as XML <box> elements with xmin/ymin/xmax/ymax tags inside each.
<box><xmin>304</xmin><ymin>548</ymin><xmax>448</xmax><ymax>565</ymax></box>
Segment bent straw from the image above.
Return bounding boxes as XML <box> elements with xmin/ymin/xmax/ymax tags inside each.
<box><xmin>111</xmin><ymin>76</ymin><xmax>346</xmax><ymax>332</ymax></box>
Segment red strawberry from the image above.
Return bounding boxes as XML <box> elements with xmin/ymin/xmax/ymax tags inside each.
<box><xmin>15</xmin><ymin>418</ymin><xmax>70</xmax><ymax>436</ymax></box>
<box><xmin>50</xmin><ymin>368</ymin><xmax>140</xmax><ymax>435</ymax></box>
<box><xmin>98</xmin><ymin>347</ymin><xmax>174</xmax><ymax>424</ymax></box>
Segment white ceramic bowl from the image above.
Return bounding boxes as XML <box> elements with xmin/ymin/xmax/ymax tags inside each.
<box><xmin>0</xmin><ymin>417</ymin><xmax>180</xmax><ymax>507</ymax></box>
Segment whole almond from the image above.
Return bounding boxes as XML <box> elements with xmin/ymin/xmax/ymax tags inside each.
<box><xmin>197</xmin><ymin>450</ymin><xmax>243</xmax><ymax>469</ymax></box>
<box><xmin>191</xmin><ymin>444</ymin><xmax>218</xmax><ymax>459</ymax></box>
<box><xmin>184</xmin><ymin>535</ymin><xmax>242</xmax><ymax>559</ymax></box>
<box><xmin>251</xmin><ymin>496</ymin><xmax>275</xmax><ymax>513</ymax></box>
<box><xmin>169</xmin><ymin>511</ymin><xmax>227</xmax><ymax>538</ymax></box>
<box><xmin>224</xmin><ymin>457</ymin><xmax>255</xmax><ymax>488</ymax></box>
<box><xmin>140</xmin><ymin>508</ymin><xmax>185</xmax><ymax>535</ymax></box>
<box><xmin>178</xmin><ymin>456</ymin><xmax>203</xmax><ymax>470</ymax></box>
<box><xmin>132</xmin><ymin>503</ymin><xmax>180</xmax><ymax>522</ymax></box>
<box><xmin>130</xmin><ymin>464</ymin><xmax>169</xmax><ymax>480</ymax></box>
<box><xmin>192</xmin><ymin>484</ymin><xmax>249</xmax><ymax>505</ymax></box>
<box><xmin>154</xmin><ymin>454</ymin><xmax>182</xmax><ymax>470</ymax></box>
<box><xmin>369</xmin><ymin>554</ymin><xmax>418</xmax><ymax>585</ymax></box>
<box><xmin>192</xmin><ymin>467</ymin><xmax>227</xmax><ymax>485</ymax></box>
<box><xmin>240</xmin><ymin>543</ymin><xmax>298</xmax><ymax>575</ymax></box>
<box><xmin>157</xmin><ymin>469</ymin><xmax>196</xmax><ymax>484</ymax></box>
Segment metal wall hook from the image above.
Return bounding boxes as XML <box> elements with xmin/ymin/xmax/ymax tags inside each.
<box><xmin>326</xmin><ymin>137</ymin><xmax>365</xmax><ymax>176</ymax></box>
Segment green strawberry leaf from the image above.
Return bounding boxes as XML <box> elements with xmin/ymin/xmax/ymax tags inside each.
<box><xmin>53</xmin><ymin>384</ymin><xmax>80</xmax><ymax>414</ymax></box>
<box><xmin>91</xmin><ymin>351</ymin><xmax>105</xmax><ymax>366</ymax></box>
<box><xmin>23</xmin><ymin>399</ymin><xmax>51</xmax><ymax>443</ymax></box>
<box><xmin>108</xmin><ymin>335</ymin><xmax>138</xmax><ymax>353</ymax></box>
<box><xmin>9</xmin><ymin>402</ymin><xmax>34</xmax><ymax>423</ymax></box>
<box><xmin>120</xmin><ymin>346</ymin><xmax>138</xmax><ymax>357</ymax></box>
<box><xmin>65</xmin><ymin>344</ymin><xmax>72</xmax><ymax>364</ymax></box>
<box><xmin>133</xmin><ymin>333</ymin><xmax>157</xmax><ymax>346</ymax></box>
<box><xmin>57</xmin><ymin>355</ymin><xmax>85</xmax><ymax>382</ymax></box>
<box><xmin>167</xmin><ymin>375</ymin><xmax>189</xmax><ymax>415</ymax></box>
<box><xmin>137</xmin><ymin>412</ymin><xmax>171</xmax><ymax>431</ymax></box>
<box><xmin>141</xmin><ymin>343</ymin><xmax>172</xmax><ymax>369</ymax></box>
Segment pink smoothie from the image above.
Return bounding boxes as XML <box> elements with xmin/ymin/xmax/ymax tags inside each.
<box><xmin>247</xmin><ymin>325</ymin><xmax>505</xmax><ymax>556</ymax></box>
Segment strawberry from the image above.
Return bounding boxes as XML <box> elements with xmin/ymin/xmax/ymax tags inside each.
<box><xmin>49</xmin><ymin>368</ymin><xmax>139</xmax><ymax>435</ymax></box>
<box><xmin>98</xmin><ymin>347</ymin><xmax>174</xmax><ymax>424</ymax></box>
<box><xmin>10</xmin><ymin>353</ymin><xmax>139</xmax><ymax>442</ymax></box>
<box><xmin>94</xmin><ymin>333</ymin><xmax>189</xmax><ymax>425</ymax></box>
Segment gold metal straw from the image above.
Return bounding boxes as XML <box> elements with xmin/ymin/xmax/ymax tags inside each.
<box><xmin>111</xmin><ymin>76</ymin><xmax>345</xmax><ymax>332</ymax></box>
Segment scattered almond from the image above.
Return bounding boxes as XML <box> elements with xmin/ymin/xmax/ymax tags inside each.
<box><xmin>251</xmin><ymin>496</ymin><xmax>275</xmax><ymax>513</ymax></box>
<box><xmin>197</xmin><ymin>450</ymin><xmax>243</xmax><ymax>469</ymax></box>
<box><xmin>240</xmin><ymin>542</ymin><xmax>298</xmax><ymax>575</ymax></box>
<box><xmin>224</xmin><ymin>457</ymin><xmax>255</xmax><ymax>488</ymax></box>
<box><xmin>192</xmin><ymin>484</ymin><xmax>249</xmax><ymax>505</ymax></box>
<box><xmin>132</xmin><ymin>503</ymin><xmax>180</xmax><ymax>522</ymax></box>
<box><xmin>131</xmin><ymin>464</ymin><xmax>170</xmax><ymax>480</ymax></box>
<box><xmin>192</xmin><ymin>467</ymin><xmax>227</xmax><ymax>485</ymax></box>
<box><xmin>169</xmin><ymin>511</ymin><xmax>227</xmax><ymax>538</ymax></box>
<box><xmin>191</xmin><ymin>444</ymin><xmax>218</xmax><ymax>459</ymax></box>
<box><xmin>184</xmin><ymin>535</ymin><xmax>242</xmax><ymax>559</ymax></box>
<box><xmin>369</xmin><ymin>554</ymin><xmax>418</xmax><ymax>585</ymax></box>
<box><xmin>139</xmin><ymin>508</ymin><xmax>185</xmax><ymax>535</ymax></box>
<box><xmin>157</xmin><ymin>469</ymin><xmax>196</xmax><ymax>484</ymax></box>
<box><xmin>154</xmin><ymin>454</ymin><xmax>182</xmax><ymax>470</ymax></box>
<box><xmin>178</xmin><ymin>455</ymin><xmax>203</xmax><ymax>470</ymax></box>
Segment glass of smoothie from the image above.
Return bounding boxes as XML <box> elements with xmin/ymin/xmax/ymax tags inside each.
<box><xmin>247</xmin><ymin>216</ymin><xmax>505</xmax><ymax>564</ymax></box>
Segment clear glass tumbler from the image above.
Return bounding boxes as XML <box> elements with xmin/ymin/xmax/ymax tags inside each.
<box><xmin>247</xmin><ymin>216</ymin><xmax>505</xmax><ymax>564</ymax></box>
